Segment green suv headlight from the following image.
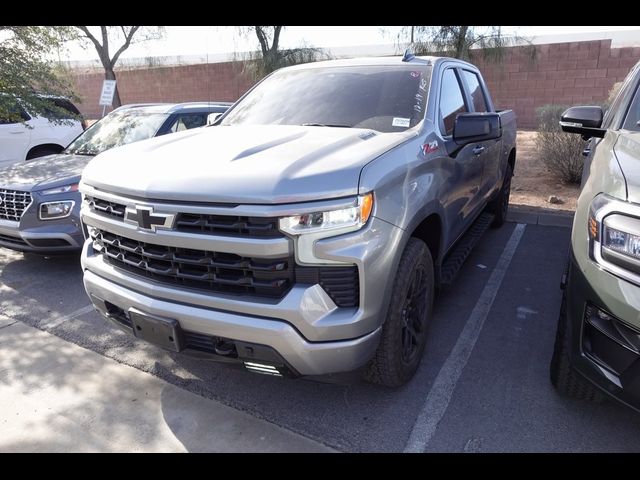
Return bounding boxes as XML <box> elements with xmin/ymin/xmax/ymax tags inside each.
<box><xmin>600</xmin><ymin>215</ymin><xmax>640</xmax><ymax>274</ymax></box>
<box><xmin>588</xmin><ymin>194</ymin><xmax>640</xmax><ymax>278</ymax></box>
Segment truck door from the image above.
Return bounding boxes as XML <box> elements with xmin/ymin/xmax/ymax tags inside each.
<box><xmin>438</xmin><ymin>67</ymin><xmax>484</xmax><ymax>240</ymax></box>
<box><xmin>459</xmin><ymin>69</ymin><xmax>502</xmax><ymax>205</ymax></box>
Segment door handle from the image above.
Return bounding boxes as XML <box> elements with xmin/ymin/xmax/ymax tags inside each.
<box><xmin>582</xmin><ymin>147</ymin><xmax>591</xmax><ymax>157</ymax></box>
<box><xmin>9</xmin><ymin>131</ymin><xmax>25</xmax><ymax>135</ymax></box>
<box><xmin>472</xmin><ymin>145</ymin><xmax>485</xmax><ymax>155</ymax></box>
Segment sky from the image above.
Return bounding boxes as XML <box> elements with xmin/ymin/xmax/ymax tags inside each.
<box><xmin>61</xmin><ymin>26</ymin><xmax>640</xmax><ymax>62</ymax></box>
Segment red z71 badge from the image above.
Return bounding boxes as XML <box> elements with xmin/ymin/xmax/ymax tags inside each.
<box><xmin>422</xmin><ymin>140</ymin><xmax>439</xmax><ymax>155</ymax></box>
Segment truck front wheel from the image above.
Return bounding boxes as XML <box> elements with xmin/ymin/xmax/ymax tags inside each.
<box><xmin>365</xmin><ymin>238</ymin><xmax>434</xmax><ymax>387</ymax></box>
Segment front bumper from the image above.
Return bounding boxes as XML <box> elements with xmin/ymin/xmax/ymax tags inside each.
<box><xmin>83</xmin><ymin>267</ymin><xmax>381</xmax><ymax>376</ymax></box>
<box><xmin>0</xmin><ymin>193</ymin><xmax>83</xmax><ymax>254</ymax></box>
<box><xmin>566</xmin><ymin>248</ymin><xmax>640</xmax><ymax>412</ymax></box>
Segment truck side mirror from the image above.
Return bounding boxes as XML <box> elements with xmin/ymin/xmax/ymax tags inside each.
<box><xmin>207</xmin><ymin>112</ymin><xmax>223</xmax><ymax>125</ymax></box>
<box><xmin>559</xmin><ymin>106</ymin><xmax>605</xmax><ymax>139</ymax></box>
<box><xmin>453</xmin><ymin>113</ymin><xmax>502</xmax><ymax>144</ymax></box>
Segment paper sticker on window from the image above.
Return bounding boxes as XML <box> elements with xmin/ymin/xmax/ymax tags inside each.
<box><xmin>392</xmin><ymin>117</ymin><xmax>410</xmax><ymax>128</ymax></box>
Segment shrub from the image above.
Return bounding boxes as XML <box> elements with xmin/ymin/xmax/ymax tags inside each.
<box><xmin>536</xmin><ymin>104</ymin><xmax>585</xmax><ymax>184</ymax></box>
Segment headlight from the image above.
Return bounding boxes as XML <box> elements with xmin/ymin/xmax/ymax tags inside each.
<box><xmin>588</xmin><ymin>193</ymin><xmax>640</xmax><ymax>279</ymax></box>
<box><xmin>600</xmin><ymin>215</ymin><xmax>640</xmax><ymax>273</ymax></box>
<box><xmin>39</xmin><ymin>201</ymin><xmax>75</xmax><ymax>220</ymax></box>
<box><xmin>279</xmin><ymin>193</ymin><xmax>374</xmax><ymax>236</ymax></box>
<box><xmin>40</xmin><ymin>184</ymin><xmax>79</xmax><ymax>196</ymax></box>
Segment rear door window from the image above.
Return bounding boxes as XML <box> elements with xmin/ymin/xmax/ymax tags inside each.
<box><xmin>461</xmin><ymin>70</ymin><xmax>488</xmax><ymax>113</ymax></box>
<box><xmin>439</xmin><ymin>68</ymin><xmax>468</xmax><ymax>136</ymax></box>
<box><xmin>168</xmin><ymin>113</ymin><xmax>208</xmax><ymax>133</ymax></box>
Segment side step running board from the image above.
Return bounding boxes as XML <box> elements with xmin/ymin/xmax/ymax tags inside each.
<box><xmin>440</xmin><ymin>212</ymin><xmax>495</xmax><ymax>287</ymax></box>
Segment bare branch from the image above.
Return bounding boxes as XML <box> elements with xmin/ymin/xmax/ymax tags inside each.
<box><xmin>110</xmin><ymin>26</ymin><xmax>140</xmax><ymax>66</ymax></box>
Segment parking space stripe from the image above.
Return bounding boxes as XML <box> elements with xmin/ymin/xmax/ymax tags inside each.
<box><xmin>404</xmin><ymin>223</ymin><xmax>526</xmax><ymax>453</ymax></box>
<box><xmin>41</xmin><ymin>304</ymin><xmax>96</xmax><ymax>331</ymax></box>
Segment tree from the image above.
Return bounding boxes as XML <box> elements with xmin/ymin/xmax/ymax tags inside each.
<box><xmin>0</xmin><ymin>26</ymin><xmax>78</xmax><ymax>123</ymax></box>
<box><xmin>399</xmin><ymin>26</ymin><xmax>533</xmax><ymax>62</ymax></box>
<box><xmin>74</xmin><ymin>26</ymin><xmax>163</xmax><ymax>108</ymax></box>
<box><xmin>238</xmin><ymin>26</ymin><xmax>329</xmax><ymax>81</ymax></box>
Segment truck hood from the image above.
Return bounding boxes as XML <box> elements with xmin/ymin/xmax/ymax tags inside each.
<box><xmin>614</xmin><ymin>132</ymin><xmax>640</xmax><ymax>203</ymax></box>
<box><xmin>0</xmin><ymin>153</ymin><xmax>92</xmax><ymax>192</ymax></box>
<box><xmin>81</xmin><ymin>124</ymin><xmax>412</xmax><ymax>204</ymax></box>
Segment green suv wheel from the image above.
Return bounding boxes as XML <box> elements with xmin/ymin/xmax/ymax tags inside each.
<box><xmin>550</xmin><ymin>289</ymin><xmax>604</xmax><ymax>402</ymax></box>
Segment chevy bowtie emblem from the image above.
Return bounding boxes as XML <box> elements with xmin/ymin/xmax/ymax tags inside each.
<box><xmin>124</xmin><ymin>205</ymin><xmax>175</xmax><ymax>231</ymax></box>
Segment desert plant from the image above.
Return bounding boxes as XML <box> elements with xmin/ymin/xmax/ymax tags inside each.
<box><xmin>537</xmin><ymin>104</ymin><xmax>585</xmax><ymax>184</ymax></box>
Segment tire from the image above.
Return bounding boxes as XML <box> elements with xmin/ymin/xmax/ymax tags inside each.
<box><xmin>365</xmin><ymin>238</ymin><xmax>434</xmax><ymax>387</ymax></box>
<box><xmin>488</xmin><ymin>163</ymin><xmax>512</xmax><ymax>228</ymax></box>
<box><xmin>549</xmin><ymin>289</ymin><xmax>604</xmax><ymax>402</ymax></box>
<box><xmin>26</xmin><ymin>146</ymin><xmax>62</xmax><ymax>161</ymax></box>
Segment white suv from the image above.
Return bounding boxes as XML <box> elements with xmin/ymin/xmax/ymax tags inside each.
<box><xmin>0</xmin><ymin>96</ymin><xmax>84</xmax><ymax>168</ymax></box>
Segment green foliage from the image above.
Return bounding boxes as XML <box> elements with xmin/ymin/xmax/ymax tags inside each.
<box><xmin>0</xmin><ymin>26</ymin><xmax>79</xmax><ymax>123</ymax></box>
<box><xmin>399</xmin><ymin>26</ymin><xmax>536</xmax><ymax>63</ymax></box>
<box><xmin>537</xmin><ymin>104</ymin><xmax>585</xmax><ymax>184</ymax></box>
<box><xmin>237</xmin><ymin>27</ymin><xmax>330</xmax><ymax>81</ymax></box>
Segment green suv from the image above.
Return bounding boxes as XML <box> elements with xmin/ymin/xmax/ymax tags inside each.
<box><xmin>550</xmin><ymin>60</ymin><xmax>640</xmax><ymax>411</ymax></box>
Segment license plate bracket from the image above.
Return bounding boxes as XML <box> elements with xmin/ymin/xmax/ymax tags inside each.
<box><xmin>129</xmin><ymin>309</ymin><xmax>183</xmax><ymax>352</ymax></box>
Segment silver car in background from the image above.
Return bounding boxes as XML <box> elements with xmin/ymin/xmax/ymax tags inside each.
<box><xmin>0</xmin><ymin>102</ymin><xmax>231</xmax><ymax>254</ymax></box>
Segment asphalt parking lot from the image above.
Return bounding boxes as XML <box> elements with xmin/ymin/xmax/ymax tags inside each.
<box><xmin>1</xmin><ymin>219</ymin><xmax>640</xmax><ymax>452</ymax></box>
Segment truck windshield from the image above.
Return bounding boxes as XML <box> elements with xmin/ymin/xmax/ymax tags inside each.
<box><xmin>65</xmin><ymin>111</ymin><xmax>169</xmax><ymax>156</ymax></box>
<box><xmin>221</xmin><ymin>64</ymin><xmax>432</xmax><ymax>133</ymax></box>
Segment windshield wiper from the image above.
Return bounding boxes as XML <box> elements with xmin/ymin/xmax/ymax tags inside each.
<box><xmin>66</xmin><ymin>149</ymin><xmax>98</xmax><ymax>156</ymax></box>
<box><xmin>301</xmin><ymin>123</ymin><xmax>351</xmax><ymax>128</ymax></box>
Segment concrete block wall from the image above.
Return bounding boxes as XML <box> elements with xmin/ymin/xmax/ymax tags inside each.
<box><xmin>71</xmin><ymin>39</ymin><xmax>640</xmax><ymax>128</ymax></box>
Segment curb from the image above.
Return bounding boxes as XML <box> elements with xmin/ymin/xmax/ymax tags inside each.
<box><xmin>507</xmin><ymin>204</ymin><xmax>574</xmax><ymax>228</ymax></box>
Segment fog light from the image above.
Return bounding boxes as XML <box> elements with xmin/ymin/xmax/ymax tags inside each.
<box><xmin>243</xmin><ymin>361</ymin><xmax>282</xmax><ymax>376</ymax></box>
<box><xmin>39</xmin><ymin>201</ymin><xmax>75</xmax><ymax>220</ymax></box>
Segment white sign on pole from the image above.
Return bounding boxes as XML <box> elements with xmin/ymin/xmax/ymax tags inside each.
<box><xmin>99</xmin><ymin>80</ymin><xmax>117</xmax><ymax>106</ymax></box>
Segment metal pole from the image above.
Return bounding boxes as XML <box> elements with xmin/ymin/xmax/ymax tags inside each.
<box><xmin>102</xmin><ymin>105</ymin><xmax>106</xmax><ymax>118</ymax></box>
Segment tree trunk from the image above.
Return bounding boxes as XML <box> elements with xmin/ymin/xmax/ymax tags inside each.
<box><xmin>455</xmin><ymin>26</ymin><xmax>469</xmax><ymax>59</ymax></box>
<box><xmin>105</xmin><ymin>68</ymin><xmax>121</xmax><ymax>108</ymax></box>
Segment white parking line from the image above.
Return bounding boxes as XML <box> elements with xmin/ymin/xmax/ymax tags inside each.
<box><xmin>404</xmin><ymin>223</ymin><xmax>526</xmax><ymax>453</ymax></box>
<box><xmin>41</xmin><ymin>304</ymin><xmax>96</xmax><ymax>331</ymax></box>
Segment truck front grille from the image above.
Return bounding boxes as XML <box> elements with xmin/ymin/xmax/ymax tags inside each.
<box><xmin>87</xmin><ymin>196</ymin><xmax>282</xmax><ymax>238</ymax></box>
<box><xmin>91</xmin><ymin>229</ymin><xmax>294</xmax><ymax>299</ymax></box>
<box><xmin>0</xmin><ymin>189</ymin><xmax>32</xmax><ymax>221</ymax></box>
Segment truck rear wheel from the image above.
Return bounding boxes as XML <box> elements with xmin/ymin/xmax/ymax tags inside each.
<box><xmin>365</xmin><ymin>238</ymin><xmax>434</xmax><ymax>387</ymax></box>
<box><xmin>550</xmin><ymin>289</ymin><xmax>604</xmax><ymax>402</ymax></box>
<box><xmin>489</xmin><ymin>164</ymin><xmax>512</xmax><ymax>228</ymax></box>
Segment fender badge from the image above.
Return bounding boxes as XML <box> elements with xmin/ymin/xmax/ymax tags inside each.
<box><xmin>422</xmin><ymin>140</ymin><xmax>439</xmax><ymax>155</ymax></box>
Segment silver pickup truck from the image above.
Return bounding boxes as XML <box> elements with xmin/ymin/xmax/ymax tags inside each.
<box><xmin>79</xmin><ymin>55</ymin><xmax>516</xmax><ymax>386</ymax></box>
